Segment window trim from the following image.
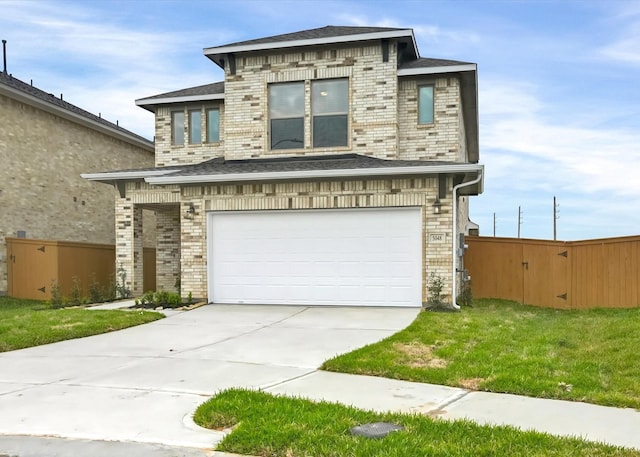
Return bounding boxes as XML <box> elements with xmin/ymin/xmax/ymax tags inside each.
<box><xmin>268</xmin><ymin>77</ymin><xmax>350</xmax><ymax>151</ymax></box>
<box><xmin>311</xmin><ymin>78</ymin><xmax>349</xmax><ymax>148</ymax></box>
<box><xmin>418</xmin><ymin>84</ymin><xmax>435</xmax><ymax>125</ymax></box>
<box><xmin>171</xmin><ymin>110</ymin><xmax>185</xmax><ymax>145</ymax></box>
<box><xmin>206</xmin><ymin>107</ymin><xmax>220</xmax><ymax>143</ymax></box>
<box><xmin>188</xmin><ymin>109</ymin><xmax>202</xmax><ymax>145</ymax></box>
<box><xmin>268</xmin><ymin>81</ymin><xmax>305</xmax><ymax>150</ymax></box>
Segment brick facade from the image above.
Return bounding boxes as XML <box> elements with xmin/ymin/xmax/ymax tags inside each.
<box><xmin>0</xmin><ymin>92</ymin><xmax>155</xmax><ymax>295</ymax></box>
<box><xmin>110</xmin><ymin>29</ymin><xmax>481</xmax><ymax>305</ymax></box>
<box><xmin>120</xmin><ymin>176</ymin><xmax>453</xmax><ymax>303</ymax></box>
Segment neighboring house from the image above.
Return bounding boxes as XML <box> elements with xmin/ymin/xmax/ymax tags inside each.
<box><xmin>0</xmin><ymin>70</ymin><xmax>155</xmax><ymax>296</ymax></box>
<box><xmin>83</xmin><ymin>25</ymin><xmax>484</xmax><ymax>307</ymax></box>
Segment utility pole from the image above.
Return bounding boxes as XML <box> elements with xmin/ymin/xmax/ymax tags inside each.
<box><xmin>553</xmin><ymin>196</ymin><xmax>559</xmax><ymax>241</ymax></box>
<box><xmin>517</xmin><ymin>206</ymin><xmax>522</xmax><ymax>239</ymax></box>
<box><xmin>493</xmin><ymin>212</ymin><xmax>496</xmax><ymax>237</ymax></box>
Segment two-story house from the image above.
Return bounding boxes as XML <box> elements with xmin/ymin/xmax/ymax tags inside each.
<box><xmin>83</xmin><ymin>26</ymin><xmax>484</xmax><ymax>308</ymax></box>
<box><xmin>0</xmin><ymin>69</ymin><xmax>155</xmax><ymax>298</ymax></box>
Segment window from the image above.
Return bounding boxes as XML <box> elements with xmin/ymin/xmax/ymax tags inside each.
<box><xmin>206</xmin><ymin>108</ymin><xmax>220</xmax><ymax>143</ymax></box>
<box><xmin>312</xmin><ymin>79</ymin><xmax>348</xmax><ymax>148</ymax></box>
<box><xmin>418</xmin><ymin>85</ymin><xmax>434</xmax><ymax>125</ymax></box>
<box><xmin>189</xmin><ymin>110</ymin><xmax>202</xmax><ymax>144</ymax></box>
<box><xmin>171</xmin><ymin>111</ymin><xmax>185</xmax><ymax>145</ymax></box>
<box><xmin>269</xmin><ymin>82</ymin><xmax>304</xmax><ymax>150</ymax></box>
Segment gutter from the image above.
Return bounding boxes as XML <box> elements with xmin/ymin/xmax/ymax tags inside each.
<box><xmin>451</xmin><ymin>167</ymin><xmax>484</xmax><ymax>309</ymax></box>
<box><xmin>145</xmin><ymin>163</ymin><xmax>483</xmax><ymax>185</ymax></box>
<box><xmin>396</xmin><ymin>64</ymin><xmax>476</xmax><ymax>77</ymax></box>
<box><xmin>81</xmin><ymin>169</ymin><xmax>181</xmax><ymax>182</ymax></box>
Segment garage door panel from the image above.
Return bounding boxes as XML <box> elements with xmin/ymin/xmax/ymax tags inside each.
<box><xmin>208</xmin><ymin>208</ymin><xmax>421</xmax><ymax>307</ymax></box>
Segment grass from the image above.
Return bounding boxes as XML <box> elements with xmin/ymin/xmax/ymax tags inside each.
<box><xmin>194</xmin><ymin>388</ymin><xmax>639</xmax><ymax>457</ymax></box>
<box><xmin>0</xmin><ymin>296</ymin><xmax>163</xmax><ymax>352</ymax></box>
<box><xmin>322</xmin><ymin>298</ymin><xmax>640</xmax><ymax>409</ymax></box>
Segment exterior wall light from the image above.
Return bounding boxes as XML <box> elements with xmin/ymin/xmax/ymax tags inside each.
<box><xmin>185</xmin><ymin>203</ymin><xmax>196</xmax><ymax>219</ymax></box>
<box><xmin>432</xmin><ymin>197</ymin><xmax>442</xmax><ymax>215</ymax></box>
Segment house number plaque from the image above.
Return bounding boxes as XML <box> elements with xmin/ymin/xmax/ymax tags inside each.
<box><xmin>429</xmin><ymin>233</ymin><xmax>445</xmax><ymax>243</ymax></box>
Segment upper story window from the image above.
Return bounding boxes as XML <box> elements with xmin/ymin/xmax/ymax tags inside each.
<box><xmin>207</xmin><ymin>108</ymin><xmax>220</xmax><ymax>142</ymax></box>
<box><xmin>189</xmin><ymin>110</ymin><xmax>202</xmax><ymax>144</ymax></box>
<box><xmin>171</xmin><ymin>107</ymin><xmax>220</xmax><ymax>146</ymax></box>
<box><xmin>418</xmin><ymin>85</ymin><xmax>434</xmax><ymax>125</ymax></box>
<box><xmin>312</xmin><ymin>79</ymin><xmax>348</xmax><ymax>148</ymax></box>
<box><xmin>269</xmin><ymin>82</ymin><xmax>304</xmax><ymax>150</ymax></box>
<box><xmin>172</xmin><ymin>111</ymin><xmax>185</xmax><ymax>145</ymax></box>
<box><xmin>268</xmin><ymin>78</ymin><xmax>349</xmax><ymax>150</ymax></box>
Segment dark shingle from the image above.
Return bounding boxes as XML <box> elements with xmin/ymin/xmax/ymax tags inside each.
<box><xmin>215</xmin><ymin>26</ymin><xmax>409</xmax><ymax>48</ymax></box>
<box><xmin>0</xmin><ymin>71</ymin><xmax>151</xmax><ymax>144</ymax></box>
<box><xmin>137</xmin><ymin>81</ymin><xmax>224</xmax><ymax>101</ymax></box>
<box><xmin>161</xmin><ymin>153</ymin><xmax>454</xmax><ymax>177</ymax></box>
<box><xmin>399</xmin><ymin>57</ymin><xmax>475</xmax><ymax>70</ymax></box>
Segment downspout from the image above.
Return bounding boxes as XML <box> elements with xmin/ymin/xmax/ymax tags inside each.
<box><xmin>451</xmin><ymin>169</ymin><xmax>483</xmax><ymax>309</ymax></box>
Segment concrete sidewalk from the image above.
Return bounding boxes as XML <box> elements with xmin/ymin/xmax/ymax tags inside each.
<box><xmin>1</xmin><ymin>304</ymin><xmax>639</xmax><ymax>456</ymax></box>
<box><xmin>266</xmin><ymin>370</ymin><xmax>640</xmax><ymax>450</ymax></box>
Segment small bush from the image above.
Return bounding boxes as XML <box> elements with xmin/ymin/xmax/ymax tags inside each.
<box><xmin>425</xmin><ymin>272</ymin><xmax>456</xmax><ymax>311</ymax></box>
<box><xmin>88</xmin><ymin>274</ymin><xmax>104</xmax><ymax>304</ymax></box>
<box><xmin>68</xmin><ymin>276</ymin><xmax>83</xmax><ymax>306</ymax></box>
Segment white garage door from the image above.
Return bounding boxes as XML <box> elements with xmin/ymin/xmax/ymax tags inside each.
<box><xmin>207</xmin><ymin>208</ymin><xmax>422</xmax><ymax>307</ymax></box>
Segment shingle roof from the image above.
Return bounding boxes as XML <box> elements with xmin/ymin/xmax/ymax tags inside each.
<box><xmin>204</xmin><ymin>25</ymin><xmax>419</xmax><ymax>68</ymax></box>
<box><xmin>138</xmin><ymin>81</ymin><xmax>224</xmax><ymax>102</ymax></box>
<box><xmin>0</xmin><ymin>71</ymin><xmax>152</xmax><ymax>146</ymax></box>
<box><xmin>216</xmin><ymin>26</ymin><xmax>409</xmax><ymax>48</ymax></box>
<box><xmin>399</xmin><ymin>57</ymin><xmax>475</xmax><ymax>70</ymax></box>
<box><xmin>90</xmin><ymin>154</ymin><xmax>456</xmax><ymax>180</ymax></box>
<box><xmin>168</xmin><ymin>153</ymin><xmax>454</xmax><ymax>177</ymax></box>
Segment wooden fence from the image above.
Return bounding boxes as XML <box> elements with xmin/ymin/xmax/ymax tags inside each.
<box><xmin>465</xmin><ymin>235</ymin><xmax>640</xmax><ymax>309</ymax></box>
<box><xmin>6</xmin><ymin>238</ymin><xmax>156</xmax><ymax>301</ymax></box>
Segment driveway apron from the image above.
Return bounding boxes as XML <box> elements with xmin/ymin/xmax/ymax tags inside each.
<box><xmin>0</xmin><ymin>305</ymin><xmax>418</xmax><ymax>449</ymax></box>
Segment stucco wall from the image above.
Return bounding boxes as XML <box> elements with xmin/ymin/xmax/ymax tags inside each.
<box><xmin>0</xmin><ymin>93</ymin><xmax>155</xmax><ymax>295</ymax></box>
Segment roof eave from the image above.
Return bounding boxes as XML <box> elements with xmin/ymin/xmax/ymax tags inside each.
<box><xmin>135</xmin><ymin>93</ymin><xmax>225</xmax><ymax>112</ymax></box>
<box><xmin>145</xmin><ymin>163</ymin><xmax>484</xmax><ymax>193</ymax></box>
<box><xmin>397</xmin><ymin>63</ymin><xmax>477</xmax><ymax>76</ymax></box>
<box><xmin>204</xmin><ymin>29</ymin><xmax>418</xmax><ymax>67</ymax></box>
<box><xmin>81</xmin><ymin>169</ymin><xmax>182</xmax><ymax>184</ymax></box>
<box><xmin>0</xmin><ymin>83</ymin><xmax>154</xmax><ymax>152</ymax></box>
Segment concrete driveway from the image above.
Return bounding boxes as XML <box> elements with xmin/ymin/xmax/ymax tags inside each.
<box><xmin>0</xmin><ymin>304</ymin><xmax>418</xmax><ymax>449</ymax></box>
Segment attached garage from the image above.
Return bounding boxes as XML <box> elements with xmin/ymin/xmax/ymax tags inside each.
<box><xmin>207</xmin><ymin>207</ymin><xmax>422</xmax><ymax>307</ymax></box>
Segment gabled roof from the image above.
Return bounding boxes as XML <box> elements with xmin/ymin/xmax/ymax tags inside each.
<box><xmin>0</xmin><ymin>71</ymin><xmax>153</xmax><ymax>151</ymax></box>
<box><xmin>204</xmin><ymin>25</ymin><xmax>418</xmax><ymax>68</ymax></box>
<box><xmin>82</xmin><ymin>153</ymin><xmax>484</xmax><ymax>195</ymax></box>
<box><xmin>136</xmin><ymin>81</ymin><xmax>224</xmax><ymax>112</ymax></box>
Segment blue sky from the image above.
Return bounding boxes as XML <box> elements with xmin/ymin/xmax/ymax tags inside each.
<box><xmin>2</xmin><ymin>0</ymin><xmax>639</xmax><ymax>240</ymax></box>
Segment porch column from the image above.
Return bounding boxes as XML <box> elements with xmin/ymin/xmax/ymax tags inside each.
<box><xmin>180</xmin><ymin>200</ymin><xmax>207</xmax><ymax>301</ymax></box>
<box><xmin>155</xmin><ymin>205</ymin><xmax>181</xmax><ymax>292</ymax></box>
<box><xmin>115</xmin><ymin>197</ymin><xmax>144</xmax><ymax>297</ymax></box>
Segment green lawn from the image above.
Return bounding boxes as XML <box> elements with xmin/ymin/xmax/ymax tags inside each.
<box><xmin>0</xmin><ymin>296</ymin><xmax>163</xmax><ymax>352</ymax></box>
<box><xmin>322</xmin><ymin>299</ymin><xmax>640</xmax><ymax>409</ymax></box>
<box><xmin>195</xmin><ymin>388</ymin><xmax>638</xmax><ymax>457</ymax></box>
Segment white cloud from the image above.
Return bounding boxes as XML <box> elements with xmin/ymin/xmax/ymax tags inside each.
<box><xmin>598</xmin><ymin>3</ymin><xmax>640</xmax><ymax>66</ymax></box>
<box><xmin>473</xmin><ymin>79</ymin><xmax>640</xmax><ymax>239</ymax></box>
<box><xmin>0</xmin><ymin>0</ymin><xmax>229</xmax><ymax>138</ymax></box>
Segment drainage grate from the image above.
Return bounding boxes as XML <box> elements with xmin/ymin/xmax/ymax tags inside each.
<box><xmin>350</xmin><ymin>422</ymin><xmax>404</xmax><ymax>439</ymax></box>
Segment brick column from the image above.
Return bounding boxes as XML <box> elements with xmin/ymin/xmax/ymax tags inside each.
<box><xmin>156</xmin><ymin>205</ymin><xmax>181</xmax><ymax>291</ymax></box>
<box><xmin>180</xmin><ymin>200</ymin><xmax>207</xmax><ymax>300</ymax></box>
<box><xmin>115</xmin><ymin>198</ymin><xmax>144</xmax><ymax>297</ymax></box>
